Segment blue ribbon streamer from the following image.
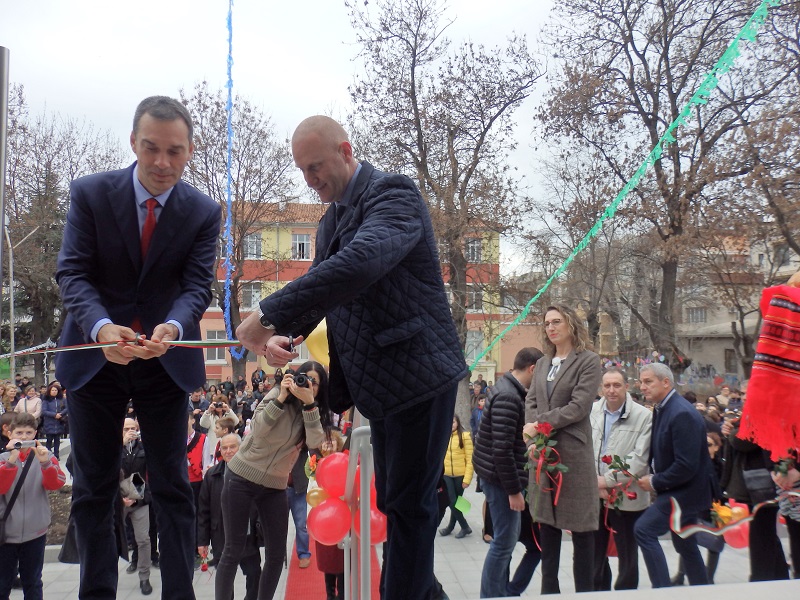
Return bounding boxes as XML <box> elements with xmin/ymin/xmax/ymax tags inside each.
<box><xmin>222</xmin><ymin>0</ymin><xmax>245</xmax><ymax>361</ymax></box>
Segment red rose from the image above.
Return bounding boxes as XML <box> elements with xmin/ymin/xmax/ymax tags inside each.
<box><xmin>537</xmin><ymin>422</ymin><xmax>553</xmax><ymax>436</ymax></box>
<box><xmin>601</xmin><ymin>455</ymin><xmax>613</xmax><ymax>465</ymax></box>
<box><xmin>626</xmin><ymin>491</ymin><xmax>638</xmax><ymax>500</ymax></box>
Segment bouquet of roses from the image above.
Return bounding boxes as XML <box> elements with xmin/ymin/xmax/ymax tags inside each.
<box><xmin>600</xmin><ymin>454</ymin><xmax>639</xmax><ymax>509</ymax></box>
<box><xmin>525</xmin><ymin>422</ymin><xmax>568</xmax><ymax>508</ymax></box>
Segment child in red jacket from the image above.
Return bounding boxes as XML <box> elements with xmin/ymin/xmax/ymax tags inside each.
<box><xmin>0</xmin><ymin>413</ymin><xmax>66</xmax><ymax>597</ymax></box>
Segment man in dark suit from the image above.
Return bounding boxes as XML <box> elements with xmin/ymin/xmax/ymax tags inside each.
<box><xmin>236</xmin><ymin>115</ymin><xmax>467</xmax><ymax>600</ymax></box>
<box><xmin>56</xmin><ymin>96</ymin><xmax>221</xmax><ymax>599</ymax></box>
<box><xmin>634</xmin><ymin>363</ymin><xmax>711</xmax><ymax>588</ymax></box>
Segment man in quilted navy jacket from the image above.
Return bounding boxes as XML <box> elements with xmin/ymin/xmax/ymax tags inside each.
<box><xmin>237</xmin><ymin>116</ymin><xmax>467</xmax><ymax>599</ymax></box>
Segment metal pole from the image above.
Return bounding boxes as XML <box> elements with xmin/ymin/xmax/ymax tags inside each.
<box><xmin>343</xmin><ymin>424</ymin><xmax>374</xmax><ymax>600</ymax></box>
<box><xmin>3</xmin><ymin>226</ymin><xmax>14</xmax><ymax>377</ymax></box>
<box><xmin>0</xmin><ymin>47</ymin><xmax>10</xmax><ymax>339</ymax></box>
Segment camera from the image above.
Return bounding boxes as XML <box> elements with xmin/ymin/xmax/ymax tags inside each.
<box><xmin>215</xmin><ymin>402</ymin><xmax>224</xmax><ymax>408</ymax></box>
<box><xmin>13</xmin><ymin>440</ymin><xmax>36</xmax><ymax>450</ymax></box>
<box><xmin>293</xmin><ymin>373</ymin><xmax>308</xmax><ymax>387</ymax></box>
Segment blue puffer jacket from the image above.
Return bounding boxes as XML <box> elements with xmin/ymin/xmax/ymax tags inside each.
<box><xmin>260</xmin><ymin>162</ymin><xmax>467</xmax><ymax>419</ymax></box>
<box><xmin>41</xmin><ymin>397</ymin><xmax>69</xmax><ymax>435</ymax></box>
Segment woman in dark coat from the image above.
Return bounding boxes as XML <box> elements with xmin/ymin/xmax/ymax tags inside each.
<box><xmin>524</xmin><ymin>304</ymin><xmax>601</xmax><ymax>594</ymax></box>
<box><xmin>41</xmin><ymin>383</ymin><xmax>68</xmax><ymax>459</ymax></box>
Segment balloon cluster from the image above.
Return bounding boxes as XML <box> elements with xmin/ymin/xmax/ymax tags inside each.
<box><xmin>722</xmin><ymin>500</ymin><xmax>750</xmax><ymax>549</ymax></box>
<box><xmin>306</xmin><ymin>452</ymin><xmax>387</xmax><ymax>546</ymax></box>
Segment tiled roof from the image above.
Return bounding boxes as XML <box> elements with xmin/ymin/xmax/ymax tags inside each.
<box><xmin>229</xmin><ymin>201</ymin><xmax>328</xmax><ymax>225</ymax></box>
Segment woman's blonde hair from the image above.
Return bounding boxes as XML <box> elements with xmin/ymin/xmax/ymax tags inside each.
<box><xmin>542</xmin><ymin>304</ymin><xmax>592</xmax><ymax>355</ymax></box>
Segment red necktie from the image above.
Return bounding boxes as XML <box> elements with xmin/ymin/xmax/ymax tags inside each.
<box><xmin>131</xmin><ymin>198</ymin><xmax>157</xmax><ymax>333</ymax></box>
<box><xmin>140</xmin><ymin>198</ymin><xmax>158</xmax><ymax>259</ymax></box>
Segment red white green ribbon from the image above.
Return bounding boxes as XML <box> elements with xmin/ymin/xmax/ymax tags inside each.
<box><xmin>0</xmin><ymin>338</ymin><xmax>240</xmax><ymax>360</ymax></box>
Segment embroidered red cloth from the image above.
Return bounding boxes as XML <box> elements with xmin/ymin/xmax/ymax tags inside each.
<box><xmin>739</xmin><ymin>285</ymin><xmax>800</xmax><ymax>459</ymax></box>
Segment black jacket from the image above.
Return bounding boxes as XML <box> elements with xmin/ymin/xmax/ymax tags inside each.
<box><xmin>120</xmin><ymin>440</ymin><xmax>150</xmax><ymax>505</ymax></box>
<box><xmin>472</xmin><ymin>373</ymin><xmax>528</xmax><ymax>495</ymax></box>
<box><xmin>197</xmin><ymin>462</ymin><xmax>260</xmax><ymax>557</ymax></box>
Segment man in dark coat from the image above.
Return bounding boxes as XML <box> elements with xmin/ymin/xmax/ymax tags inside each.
<box><xmin>473</xmin><ymin>348</ymin><xmax>542</xmax><ymax>598</ymax></box>
<box><xmin>121</xmin><ymin>418</ymin><xmax>153</xmax><ymax>595</ymax></box>
<box><xmin>236</xmin><ymin>116</ymin><xmax>467</xmax><ymax>600</ymax></box>
<box><xmin>197</xmin><ymin>433</ymin><xmax>261</xmax><ymax>600</ymax></box>
<box><xmin>634</xmin><ymin>363</ymin><xmax>712</xmax><ymax>587</ymax></box>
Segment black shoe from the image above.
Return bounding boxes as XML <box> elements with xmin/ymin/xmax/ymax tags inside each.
<box><xmin>151</xmin><ymin>556</ymin><xmax>160</xmax><ymax>569</ymax></box>
<box><xmin>438</xmin><ymin>526</ymin><xmax>453</xmax><ymax>536</ymax></box>
<box><xmin>140</xmin><ymin>579</ymin><xmax>153</xmax><ymax>595</ymax></box>
<box><xmin>126</xmin><ymin>561</ymin><xmax>138</xmax><ymax>574</ymax></box>
<box><xmin>455</xmin><ymin>527</ymin><xmax>472</xmax><ymax>539</ymax></box>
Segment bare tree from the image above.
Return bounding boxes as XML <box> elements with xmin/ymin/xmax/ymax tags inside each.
<box><xmin>537</xmin><ymin>0</ymin><xmax>798</xmax><ymax>371</ymax></box>
<box><xmin>3</xmin><ymin>85</ymin><xmax>125</xmax><ymax>383</ymax></box>
<box><xmin>180</xmin><ymin>82</ymin><xmax>297</xmax><ymax>380</ymax></box>
<box><xmin>345</xmin><ymin>0</ymin><xmax>543</xmax><ymax>358</ymax></box>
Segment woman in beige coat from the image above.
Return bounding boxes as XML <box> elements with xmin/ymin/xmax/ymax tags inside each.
<box><xmin>524</xmin><ymin>304</ymin><xmax>601</xmax><ymax>594</ymax></box>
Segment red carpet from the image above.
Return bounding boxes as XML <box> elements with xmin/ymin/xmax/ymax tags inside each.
<box><xmin>284</xmin><ymin>542</ymin><xmax>381</xmax><ymax>599</ymax></box>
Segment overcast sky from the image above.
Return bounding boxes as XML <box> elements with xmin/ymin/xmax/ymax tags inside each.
<box><xmin>2</xmin><ymin>0</ymin><xmax>555</xmax><ymax>272</ymax></box>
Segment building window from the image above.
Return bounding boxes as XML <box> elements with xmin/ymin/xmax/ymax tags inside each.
<box><xmin>724</xmin><ymin>349</ymin><xmax>738</xmax><ymax>374</ymax></box>
<box><xmin>240</xmin><ymin>282</ymin><xmax>262</xmax><ymax>310</ymax></box>
<box><xmin>292</xmin><ymin>233</ymin><xmax>311</xmax><ymax>260</ymax></box>
<box><xmin>686</xmin><ymin>307</ymin><xmax>707</xmax><ymax>324</ymax></box>
<box><xmin>243</xmin><ymin>233</ymin><xmax>262</xmax><ymax>260</ymax></box>
<box><xmin>465</xmin><ymin>238</ymin><xmax>482</xmax><ymax>263</ymax></box>
<box><xmin>465</xmin><ymin>330</ymin><xmax>484</xmax><ymax>362</ymax></box>
<box><xmin>466</xmin><ymin>284</ymin><xmax>483</xmax><ymax>311</ymax></box>
<box><xmin>206</xmin><ymin>330</ymin><xmax>228</xmax><ymax>362</ymax></box>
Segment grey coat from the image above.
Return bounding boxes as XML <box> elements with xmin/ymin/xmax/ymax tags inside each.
<box><xmin>525</xmin><ymin>349</ymin><xmax>601</xmax><ymax>532</ymax></box>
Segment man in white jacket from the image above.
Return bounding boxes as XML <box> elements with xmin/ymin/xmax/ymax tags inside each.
<box><xmin>590</xmin><ymin>368</ymin><xmax>652</xmax><ymax>590</ymax></box>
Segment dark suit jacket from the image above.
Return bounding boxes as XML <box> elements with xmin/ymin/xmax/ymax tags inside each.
<box><xmin>650</xmin><ymin>391</ymin><xmax>712</xmax><ymax>514</ymax></box>
<box><xmin>55</xmin><ymin>163</ymin><xmax>220</xmax><ymax>392</ymax></box>
<box><xmin>259</xmin><ymin>162</ymin><xmax>467</xmax><ymax>419</ymax></box>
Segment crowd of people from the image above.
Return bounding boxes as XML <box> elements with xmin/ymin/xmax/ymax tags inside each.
<box><xmin>3</xmin><ymin>300</ymin><xmax>798</xmax><ymax>600</ymax></box>
<box><xmin>459</xmin><ymin>304</ymin><xmax>799</xmax><ymax>598</ymax></box>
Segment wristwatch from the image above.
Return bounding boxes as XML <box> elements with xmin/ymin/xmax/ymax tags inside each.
<box><xmin>257</xmin><ymin>304</ymin><xmax>276</xmax><ymax>330</ymax></box>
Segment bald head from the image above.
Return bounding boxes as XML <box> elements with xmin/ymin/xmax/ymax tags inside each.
<box><xmin>292</xmin><ymin>116</ymin><xmax>358</xmax><ymax>203</ymax></box>
<box><xmin>292</xmin><ymin>115</ymin><xmax>350</xmax><ymax>148</ymax></box>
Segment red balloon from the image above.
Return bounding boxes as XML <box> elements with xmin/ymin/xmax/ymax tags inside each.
<box><xmin>317</xmin><ymin>453</ymin><xmax>349</xmax><ymax>498</ymax></box>
<box><xmin>354</xmin><ymin>506</ymin><xmax>388</xmax><ymax>545</ymax></box>
<box><xmin>724</xmin><ymin>522</ymin><xmax>749</xmax><ymax>549</ymax></box>
<box><xmin>307</xmin><ymin>497</ymin><xmax>351</xmax><ymax>546</ymax></box>
<box><xmin>369</xmin><ymin>475</ymin><xmax>378</xmax><ymax>508</ymax></box>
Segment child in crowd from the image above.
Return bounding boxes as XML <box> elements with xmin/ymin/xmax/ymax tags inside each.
<box><xmin>314</xmin><ymin>431</ymin><xmax>346</xmax><ymax>600</ymax></box>
<box><xmin>0</xmin><ymin>413</ymin><xmax>66</xmax><ymax>598</ymax></box>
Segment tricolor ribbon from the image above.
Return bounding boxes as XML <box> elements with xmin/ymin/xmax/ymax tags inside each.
<box><xmin>669</xmin><ymin>492</ymin><xmax>800</xmax><ymax>539</ymax></box>
<box><xmin>0</xmin><ymin>338</ymin><xmax>240</xmax><ymax>360</ymax></box>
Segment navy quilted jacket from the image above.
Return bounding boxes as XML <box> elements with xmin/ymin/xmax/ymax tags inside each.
<box><xmin>259</xmin><ymin>162</ymin><xmax>467</xmax><ymax>419</ymax></box>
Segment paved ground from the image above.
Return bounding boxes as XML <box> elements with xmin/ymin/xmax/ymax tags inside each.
<box><xmin>21</xmin><ymin>483</ymin><xmax>794</xmax><ymax>599</ymax></box>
